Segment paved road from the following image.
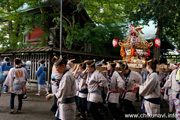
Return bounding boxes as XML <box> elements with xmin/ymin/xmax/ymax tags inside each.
<box><xmin>0</xmin><ymin>90</ymin><xmax>176</xmax><ymax>120</ymax></box>
<box><xmin>0</xmin><ymin>91</ymin><xmax>55</xmax><ymax>120</ymax></box>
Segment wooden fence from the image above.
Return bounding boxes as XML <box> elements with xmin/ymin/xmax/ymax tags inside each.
<box><xmin>0</xmin><ymin>53</ymin><xmax>51</xmax><ymax>84</ymax></box>
<box><xmin>0</xmin><ymin>47</ymin><xmax>122</xmax><ymax>89</ymax></box>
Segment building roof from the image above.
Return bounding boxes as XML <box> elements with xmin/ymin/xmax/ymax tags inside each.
<box><xmin>0</xmin><ymin>47</ymin><xmax>121</xmax><ymax>59</ymax></box>
<box><xmin>0</xmin><ymin>0</ymin><xmax>92</xmax><ymax>23</ymax></box>
<box><xmin>0</xmin><ymin>1</ymin><xmax>61</xmax><ymax>20</ymax></box>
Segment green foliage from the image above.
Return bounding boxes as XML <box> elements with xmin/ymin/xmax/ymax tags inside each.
<box><xmin>74</xmin><ymin>0</ymin><xmax>147</xmax><ymax>54</ymax></box>
<box><xmin>0</xmin><ymin>0</ymin><xmax>141</xmax><ymax>53</ymax></box>
<box><xmin>4</xmin><ymin>0</ymin><xmax>177</xmax><ymax>57</ymax></box>
<box><xmin>0</xmin><ymin>20</ymin><xmax>26</xmax><ymax>50</ymax></box>
<box><xmin>78</xmin><ymin>0</ymin><xmax>146</xmax><ymax>24</ymax></box>
<box><xmin>62</xmin><ymin>20</ymin><xmax>127</xmax><ymax>54</ymax></box>
<box><xmin>0</xmin><ymin>0</ymin><xmax>58</xmax><ymax>50</ymax></box>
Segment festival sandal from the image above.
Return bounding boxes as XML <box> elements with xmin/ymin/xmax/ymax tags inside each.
<box><xmin>35</xmin><ymin>93</ymin><xmax>40</xmax><ymax>96</ymax></box>
<box><xmin>16</xmin><ymin>110</ymin><xmax>23</xmax><ymax>114</ymax></box>
<box><xmin>9</xmin><ymin>109</ymin><xmax>14</xmax><ymax>114</ymax></box>
<box><xmin>45</xmin><ymin>92</ymin><xmax>49</xmax><ymax>96</ymax></box>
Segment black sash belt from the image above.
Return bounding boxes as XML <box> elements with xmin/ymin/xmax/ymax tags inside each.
<box><xmin>79</xmin><ymin>89</ymin><xmax>88</xmax><ymax>94</ymax></box>
<box><xmin>142</xmin><ymin>98</ymin><xmax>160</xmax><ymax>113</ymax></box>
<box><xmin>61</xmin><ymin>97</ymin><xmax>75</xmax><ymax>104</ymax></box>
<box><xmin>144</xmin><ymin>98</ymin><xmax>161</xmax><ymax>105</ymax></box>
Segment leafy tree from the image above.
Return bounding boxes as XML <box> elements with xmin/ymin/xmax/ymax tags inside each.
<box><xmin>73</xmin><ymin>0</ymin><xmax>147</xmax><ymax>54</ymax></box>
<box><xmin>127</xmin><ymin>0</ymin><xmax>180</xmax><ymax>50</ymax></box>
<box><xmin>0</xmin><ymin>0</ymin><xmax>150</xmax><ymax>56</ymax></box>
<box><xmin>0</xmin><ymin>0</ymin><xmax>44</xmax><ymax>49</ymax></box>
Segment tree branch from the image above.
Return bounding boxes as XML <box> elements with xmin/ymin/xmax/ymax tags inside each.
<box><xmin>72</xmin><ymin>14</ymin><xmax>75</xmax><ymax>28</ymax></box>
<box><xmin>63</xmin><ymin>15</ymin><xmax>73</xmax><ymax>29</ymax></box>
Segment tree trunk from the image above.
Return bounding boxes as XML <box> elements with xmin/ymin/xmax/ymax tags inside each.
<box><xmin>154</xmin><ymin>0</ymin><xmax>164</xmax><ymax>60</ymax></box>
<box><xmin>153</xmin><ymin>20</ymin><xmax>162</xmax><ymax>60</ymax></box>
<box><xmin>15</xmin><ymin>24</ymin><xmax>20</xmax><ymax>38</ymax></box>
<box><xmin>7</xmin><ymin>6</ymin><xmax>14</xmax><ymax>49</ymax></box>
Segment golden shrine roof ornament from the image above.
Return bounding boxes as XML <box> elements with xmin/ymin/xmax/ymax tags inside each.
<box><xmin>119</xmin><ymin>24</ymin><xmax>153</xmax><ymax>64</ymax></box>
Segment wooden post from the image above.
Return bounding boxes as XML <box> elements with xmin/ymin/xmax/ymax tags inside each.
<box><xmin>28</xmin><ymin>53</ymin><xmax>31</xmax><ymax>80</ymax></box>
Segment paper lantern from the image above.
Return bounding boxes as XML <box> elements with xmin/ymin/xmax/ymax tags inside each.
<box><xmin>112</xmin><ymin>39</ymin><xmax>119</xmax><ymax>47</ymax></box>
<box><xmin>129</xmin><ymin>24</ymin><xmax>135</xmax><ymax>35</ymax></box>
<box><xmin>131</xmin><ymin>36</ymin><xmax>138</xmax><ymax>47</ymax></box>
<box><xmin>154</xmin><ymin>38</ymin><xmax>161</xmax><ymax>47</ymax></box>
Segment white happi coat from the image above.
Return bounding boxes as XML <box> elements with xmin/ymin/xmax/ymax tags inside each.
<box><xmin>4</xmin><ymin>67</ymin><xmax>28</xmax><ymax>94</ymax></box>
<box><xmin>105</xmin><ymin>70</ymin><xmax>125</xmax><ymax>103</ymax></box>
<box><xmin>163</xmin><ymin>69</ymin><xmax>180</xmax><ymax>100</ymax></box>
<box><xmin>73</xmin><ymin>71</ymin><xmax>80</xmax><ymax>96</ymax></box>
<box><xmin>55</xmin><ymin>70</ymin><xmax>76</xmax><ymax>120</ymax></box>
<box><xmin>122</xmin><ymin>70</ymin><xmax>142</xmax><ymax>101</ymax></box>
<box><xmin>159</xmin><ymin>71</ymin><xmax>169</xmax><ymax>84</ymax></box>
<box><xmin>78</xmin><ymin>73</ymin><xmax>88</xmax><ymax>98</ymax></box>
<box><xmin>86</xmin><ymin>70</ymin><xmax>107</xmax><ymax>103</ymax></box>
<box><xmin>51</xmin><ymin>64</ymin><xmax>63</xmax><ymax>94</ymax></box>
<box><xmin>163</xmin><ymin>73</ymin><xmax>172</xmax><ymax>96</ymax></box>
<box><xmin>139</xmin><ymin>72</ymin><xmax>160</xmax><ymax>114</ymax></box>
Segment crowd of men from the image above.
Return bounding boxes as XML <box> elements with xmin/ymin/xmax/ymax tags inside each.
<box><xmin>46</xmin><ymin>57</ymin><xmax>180</xmax><ymax>120</ymax></box>
<box><xmin>0</xmin><ymin>56</ymin><xmax>180</xmax><ymax>120</ymax></box>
